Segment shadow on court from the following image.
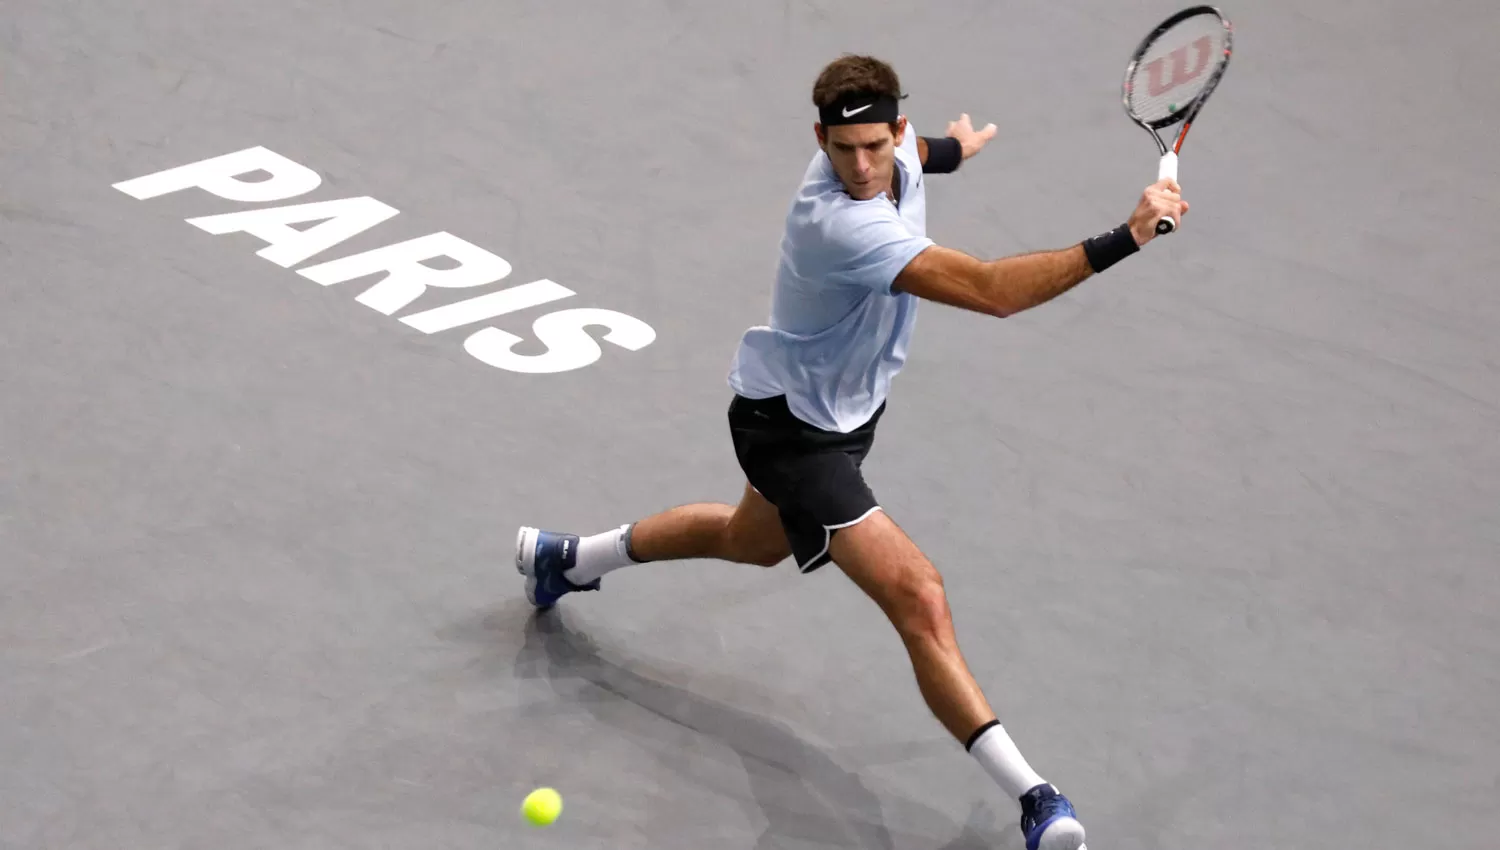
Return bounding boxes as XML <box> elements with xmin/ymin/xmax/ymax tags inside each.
<box><xmin>481</xmin><ymin>607</ymin><xmax>1027</xmax><ymax>850</ymax></box>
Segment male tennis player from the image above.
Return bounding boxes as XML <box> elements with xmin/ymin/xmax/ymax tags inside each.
<box><xmin>514</xmin><ymin>55</ymin><xmax>1187</xmax><ymax>850</ymax></box>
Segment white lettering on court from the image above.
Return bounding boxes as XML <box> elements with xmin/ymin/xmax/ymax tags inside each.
<box><xmin>186</xmin><ymin>197</ymin><xmax>399</xmax><ymax>268</ymax></box>
<box><xmin>113</xmin><ymin>146</ymin><xmax>321</xmax><ymax>203</ymax></box>
<box><xmin>112</xmin><ymin>146</ymin><xmax>656</xmax><ymax>374</ymax></box>
<box><xmin>401</xmin><ymin>280</ymin><xmax>576</xmax><ymax>334</ymax></box>
<box><xmin>465</xmin><ymin>308</ymin><xmax>658</xmax><ymax>374</ymax></box>
<box><xmin>297</xmin><ymin>231</ymin><xmax>514</xmax><ymax>315</ymax></box>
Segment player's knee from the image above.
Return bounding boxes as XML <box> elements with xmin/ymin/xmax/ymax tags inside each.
<box><xmin>749</xmin><ymin>548</ymin><xmax>787</xmax><ymax>568</ymax></box>
<box><xmin>737</xmin><ymin>539</ymin><xmax>787</xmax><ymax>567</ymax></box>
<box><xmin>892</xmin><ymin>568</ymin><xmax>952</xmax><ymax>643</ymax></box>
<box><xmin>722</xmin><ymin>527</ymin><xmax>788</xmax><ymax>567</ymax></box>
<box><xmin>721</xmin><ymin>492</ymin><xmax>791</xmax><ymax>566</ymax></box>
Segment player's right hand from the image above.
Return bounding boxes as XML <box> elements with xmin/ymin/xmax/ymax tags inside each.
<box><xmin>946</xmin><ymin>113</ymin><xmax>999</xmax><ymax>161</ymax></box>
<box><xmin>1127</xmin><ymin>179</ymin><xmax>1189</xmax><ymax>245</ymax></box>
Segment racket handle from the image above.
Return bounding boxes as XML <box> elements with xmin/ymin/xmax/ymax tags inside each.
<box><xmin>1156</xmin><ymin>151</ymin><xmax>1178</xmax><ymax>234</ymax></box>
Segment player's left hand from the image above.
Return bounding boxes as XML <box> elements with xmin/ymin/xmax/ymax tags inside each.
<box><xmin>946</xmin><ymin>113</ymin><xmax>998</xmax><ymax>160</ymax></box>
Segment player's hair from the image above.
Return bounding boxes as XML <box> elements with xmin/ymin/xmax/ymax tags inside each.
<box><xmin>810</xmin><ymin>54</ymin><xmax>903</xmax><ymax>110</ymax></box>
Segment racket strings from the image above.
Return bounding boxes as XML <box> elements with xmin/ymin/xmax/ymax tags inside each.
<box><xmin>1126</xmin><ymin>17</ymin><xmax>1229</xmax><ymax>124</ymax></box>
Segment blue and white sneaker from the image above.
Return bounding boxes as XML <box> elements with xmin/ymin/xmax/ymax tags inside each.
<box><xmin>515</xmin><ymin>526</ymin><xmax>600</xmax><ymax>609</ymax></box>
<box><xmin>1019</xmin><ymin>783</ymin><xmax>1087</xmax><ymax>850</ymax></box>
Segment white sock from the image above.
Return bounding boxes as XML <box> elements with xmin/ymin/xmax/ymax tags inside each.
<box><xmin>563</xmin><ymin>524</ymin><xmax>641</xmax><ymax>585</ymax></box>
<box><xmin>967</xmin><ymin>721</ymin><xmax>1047</xmax><ymax>800</ymax></box>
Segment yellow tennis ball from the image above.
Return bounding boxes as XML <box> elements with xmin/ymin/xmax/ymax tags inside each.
<box><xmin>521</xmin><ymin>787</ymin><xmax>562</xmax><ymax>826</ymax></box>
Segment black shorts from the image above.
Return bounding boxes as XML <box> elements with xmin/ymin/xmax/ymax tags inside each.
<box><xmin>727</xmin><ymin>394</ymin><xmax>885</xmax><ymax>573</ymax></box>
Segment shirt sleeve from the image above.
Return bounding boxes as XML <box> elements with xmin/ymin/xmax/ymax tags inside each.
<box><xmin>818</xmin><ymin>201</ymin><xmax>934</xmax><ymax>296</ymax></box>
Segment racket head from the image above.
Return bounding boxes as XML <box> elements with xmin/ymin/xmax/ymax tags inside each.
<box><xmin>1122</xmin><ymin>6</ymin><xmax>1233</xmax><ymax>133</ymax></box>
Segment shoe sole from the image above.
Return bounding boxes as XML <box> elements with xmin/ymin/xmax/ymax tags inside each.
<box><xmin>515</xmin><ymin>526</ymin><xmax>547</xmax><ymax>607</ymax></box>
<box><xmin>1033</xmin><ymin>817</ymin><xmax>1086</xmax><ymax>850</ymax></box>
<box><xmin>516</xmin><ymin>526</ymin><xmax>539</xmax><ymax>576</ymax></box>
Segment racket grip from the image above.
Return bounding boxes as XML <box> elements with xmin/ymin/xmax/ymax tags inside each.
<box><xmin>1155</xmin><ymin>151</ymin><xmax>1179</xmax><ymax>234</ymax></box>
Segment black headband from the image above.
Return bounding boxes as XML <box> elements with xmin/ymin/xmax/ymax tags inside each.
<box><xmin>819</xmin><ymin>91</ymin><xmax>901</xmax><ymax>126</ymax></box>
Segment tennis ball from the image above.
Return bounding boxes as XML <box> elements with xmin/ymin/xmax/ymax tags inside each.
<box><xmin>521</xmin><ymin>787</ymin><xmax>562</xmax><ymax>826</ymax></box>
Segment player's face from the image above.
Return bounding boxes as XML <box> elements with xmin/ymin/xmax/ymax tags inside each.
<box><xmin>817</xmin><ymin>118</ymin><xmax>906</xmax><ymax>201</ymax></box>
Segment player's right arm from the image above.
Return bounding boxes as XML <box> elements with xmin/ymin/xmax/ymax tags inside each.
<box><xmin>893</xmin><ymin>179</ymin><xmax>1188</xmax><ymax>318</ymax></box>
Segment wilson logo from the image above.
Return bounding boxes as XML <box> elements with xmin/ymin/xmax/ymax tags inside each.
<box><xmin>1146</xmin><ymin>35</ymin><xmax>1214</xmax><ymax>97</ymax></box>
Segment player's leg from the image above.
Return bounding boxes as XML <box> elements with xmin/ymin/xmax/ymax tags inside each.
<box><xmin>514</xmin><ymin>395</ymin><xmax>800</xmax><ymax>608</ymax></box>
<box><xmin>825</xmin><ymin>512</ymin><xmax>1087</xmax><ymax>850</ymax></box>
<box><xmin>825</xmin><ymin>510</ymin><xmax>996</xmax><ymax>741</ymax></box>
<box><xmin>515</xmin><ymin>481</ymin><xmax>791</xmax><ymax>608</ymax></box>
<box><xmin>626</xmin><ymin>482</ymin><xmax>790</xmax><ymax>567</ymax></box>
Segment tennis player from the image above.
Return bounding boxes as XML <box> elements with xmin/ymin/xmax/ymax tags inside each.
<box><xmin>515</xmin><ymin>54</ymin><xmax>1187</xmax><ymax>850</ymax></box>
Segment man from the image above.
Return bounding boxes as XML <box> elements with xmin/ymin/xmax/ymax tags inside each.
<box><xmin>514</xmin><ymin>54</ymin><xmax>1187</xmax><ymax>850</ymax></box>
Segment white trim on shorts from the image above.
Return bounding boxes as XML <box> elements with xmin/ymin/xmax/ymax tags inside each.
<box><xmin>797</xmin><ymin>505</ymin><xmax>884</xmax><ymax>572</ymax></box>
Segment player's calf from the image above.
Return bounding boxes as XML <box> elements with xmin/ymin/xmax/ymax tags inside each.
<box><xmin>628</xmin><ymin>493</ymin><xmax>788</xmax><ymax>567</ymax></box>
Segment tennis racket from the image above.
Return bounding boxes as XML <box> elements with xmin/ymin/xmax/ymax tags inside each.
<box><xmin>1122</xmin><ymin>5</ymin><xmax>1233</xmax><ymax>234</ymax></box>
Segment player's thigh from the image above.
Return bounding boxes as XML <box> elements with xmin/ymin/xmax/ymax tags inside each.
<box><xmin>725</xmin><ymin>481</ymin><xmax>792</xmax><ymax>566</ymax></box>
<box><xmin>827</xmin><ymin>510</ymin><xmax>945</xmax><ymax>624</ymax></box>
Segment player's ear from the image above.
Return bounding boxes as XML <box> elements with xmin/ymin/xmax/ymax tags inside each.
<box><xmin>814</xmin><ymin>122</ymin><xmax>826</xmax><ymax>147</ymax></box>
<box><xmin>892</xmin><ymin>116</ymin><xmax>907</xmax><ymax>145</ymax></box>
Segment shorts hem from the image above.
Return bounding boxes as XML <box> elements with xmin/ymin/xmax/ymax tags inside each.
<box><xmin>796</xmin><ymin>505</ymin><xmax>884</xmax><ymax>572</ymax></box>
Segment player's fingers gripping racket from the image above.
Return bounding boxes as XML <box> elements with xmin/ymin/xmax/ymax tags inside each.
<box><xmin>1122</xmin><ymin>5</ymin><xmax>1233</xmax><ymax>234</ymax></box>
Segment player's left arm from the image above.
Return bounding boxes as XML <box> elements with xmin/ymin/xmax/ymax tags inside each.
<box><xmin>917</xmin><ymin>113</ymin><xmax>998</xmax><ymax>174</ymax></box>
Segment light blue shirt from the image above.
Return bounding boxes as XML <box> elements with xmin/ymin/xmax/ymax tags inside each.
<box><xmin>727</xmin><ymin>127</ymin><xmax>934</xmax><ymax>433</ymax></box>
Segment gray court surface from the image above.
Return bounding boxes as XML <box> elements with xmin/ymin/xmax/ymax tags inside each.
<box><xmin>4</xmin><ymin>1</ymin><xmax>1498</xmax><ymax>848</ymax></box>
